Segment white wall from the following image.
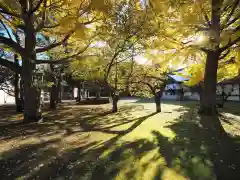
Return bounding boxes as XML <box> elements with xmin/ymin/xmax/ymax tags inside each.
<box><xmin>184</xmin><ymin>92</ymin><xmax>200</xmax><ymax>100</ymax></box>
<box><xmin>0</xmin><ymin>90</ymin><xmax>15</xmax><ymax>104</ymax></box>
<box><xmin>162</xmin><ymin>93</ymin><xmax>179</xmax><ymax>100</ymax></box>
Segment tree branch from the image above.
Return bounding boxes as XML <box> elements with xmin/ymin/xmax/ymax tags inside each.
<box><xmin>0</xmin><ymin>36</ymin><xmax>24</xmax><ymax>56</ymax></box>
<box><xmin>31</xmin><ymin>0</ymin><xmax>45</xmax><ymax>14</ymax></box>
<box><xmin>219</xmin><ymin>49</ymin><xmax>230</xmax><ymax>60</ymax></box>
<box><xmin>35</xmin><ymin>32</ymin><xmax>73</xmax><ymax>53</ymax></box>
<box><xmin>220</xmin><ymin>36</ymin><xmax>240</xmax><ymax>52</ymax></box>
<box><xmin>35</xmin><ymin>0</ymin><xmax>47</xmax><ymax>31</ymax></box>
<box><xmin>200</xmin><ymin>47</ymin><xmax>210</xmax><ymax>53</ymax></box>
<box><xmin>0</xmin><ymin>4</ymin><xmax>20</xmax><ymax>18</ymax></box>
<box><xmin>37</xmin><ymin>24</ymin><xmax>60</xmax><ymax>32</ymax></box>
<box><xmin>233</xmin><ymin>25</ymin><xmax>240</xmax><ymax>33</ymax></box>
<box><xmin>0</xmin><ymin>57</ymin><xmax>21</xmax><ymax>73</ymax></box>
<box><xmin>198</xmin><ymin>3</ymin><xmax>211</xmax><ymax>27</ymax></box>
<box><xmin>224</xmin><ymin>13</ymin><xmax>240</xmax><ymax>29</ymax></box>
<box><xmin>104</xmin><ymin>34</ymin><xmax>140</xmax><ymax>81</ymax></box>
<box><xmin>222</xmin><ymin>0</ymin><xmax>240</xmax><ymax>28</ymax></box>
<box><xmin>218</xmin><ymin>57</ymin><xmax>235</xmax><ymax>68</ymax></box>
<box><xmin>0</xmin><ymin>19</ymin><xmax>12</xmax><ymax>39</ymax></box>
<box><xmin>145</xmin><ymin>75</ymin><xmax>166</xmax><ymax>82</ymax></box>
<box><xmin>35</xmin><ymin>54</ymin><xmax>95</xmax><ymax>64</ymax></box>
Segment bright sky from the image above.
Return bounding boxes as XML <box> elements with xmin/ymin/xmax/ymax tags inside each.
<box><xmin>135</xmin><ymin>55</ymin><xmax>149</xmax><ymax>64</ymax></box>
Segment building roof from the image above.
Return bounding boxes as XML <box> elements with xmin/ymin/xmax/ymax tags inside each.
<box><xmin>169</xmin><ymin>74</ymin><xmax>189</xmax><ymax>82</ymax></box>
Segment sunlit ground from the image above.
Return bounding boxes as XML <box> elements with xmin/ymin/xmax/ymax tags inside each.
<box><xmin>0</xmin><ymin>99</ymin><xmax>239</xmax><ymax>180</ymax></box>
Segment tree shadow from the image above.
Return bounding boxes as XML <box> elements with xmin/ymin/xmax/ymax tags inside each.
<box><xmin>0</xmin><ymin>137</ymin><xmax>100</xmax><ymax>179</ymax></box>
<box><xmin>0</xmin><ymin>103</ymin><xmax>158</xmax><ymax>179</ymax></box>
<box><xmin>1</xmin><ymin>102</ymin><xmax>239</xmax><ymax>180</ymax></box>
<box><xmin>79</xmin><ymin>112</ymin><xmax>157</xmax><ymax>135</ymax></box>
<box><xmin>219</xmin><ymin>101</ymin><xmax>240</xmax><ymax>116</ymax></box>
<box><xmin>0</xmin><ymin>104</ymin><xmax>146</xmax><ymax>141</ymax></box>
<box><xmin>150</xmin><ymin>106</ymin><xmax>240</xmax><ymax>180</ymax></box>
<box><xmin>134</xmin><ymin>98</ymin><xmax>198</xmax><ymax>106</ymax></box>
<box><xmin>0</xmin><ymin>105</ymin><xmax>23</xmax><ymax>125</ymax></box>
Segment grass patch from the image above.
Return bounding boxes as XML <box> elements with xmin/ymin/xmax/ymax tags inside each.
<box><xmin>0</xmin><ymin>101</ymin><xmax>239</xmax><ymax>179</ymax></box>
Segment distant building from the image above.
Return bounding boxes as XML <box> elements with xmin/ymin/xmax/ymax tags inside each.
<box><xmin>183</xmin><ymin>76</ymin><xmax>240</xmax><ymax>101</ymax></box>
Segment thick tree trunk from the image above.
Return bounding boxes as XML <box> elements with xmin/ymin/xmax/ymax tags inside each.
<box><xmin>23</xmin><ymin>84</ymin><xmax>41</xmax><ymax>122</ymax></box>
<box><xmin>179</xmin><ymin>86</ymin><xmax>184</xmax><ymax>101</ymax></box>
<box><xmin>201</xmin><ymin>51</ymin><xmax>220</xmax><ymax>115</ymax></box>
<box><xmin>22</xmin><ymin>11</ymin><xmax>40</xmax><ymax>123</ymax></box>
<box><xmin>50</xmin><ymin>84</ymin><xmax>58</xmax><ymax>109</ymax></box>
<box><xmin>200</xmin><ymin>0</ymin><xmax>221</xmax><ymax>116</ymax></box>
<box><xmin>111</xmin><ymin>94</ymin><xmax>119</xmax><ymax>113</ymax></box>
<box><xmin>154</xmin><ymin>85</ymin><xmax>165</xmax><ymax>113</ymax></box>
<box><xmin>154</xmin><ymin>94</ymin><xmax>161</xmax><ymax>113</ymax></box>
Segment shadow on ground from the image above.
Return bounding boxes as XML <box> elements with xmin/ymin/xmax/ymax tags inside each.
<box><xmin>90</xmin><ymin>106</ymin><xmax>240</xmax><ymax>180</ymax></box>
<box><xmin>0</xmin><ymin>103</ymin><xmax>239</xmax><ymax>180</ymax></box>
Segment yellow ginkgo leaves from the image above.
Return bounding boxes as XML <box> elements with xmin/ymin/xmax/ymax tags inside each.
<box><xmin>183</xmin><ymin>64</ymin><xmax>204</xmax><ymax>86</ymax></box>
<box><xmin>91</xmin><ymin>0</ymin><xmax>111</xmax><ymax>13</ymax></box>
<box><xmin>74</xmin><ymin>23</ymin><xmax>87</xmax><ymax>39</ymax></box>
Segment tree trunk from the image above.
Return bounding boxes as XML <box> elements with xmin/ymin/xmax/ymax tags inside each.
<box><xmin>201</xmin><ymin>51</ymin><xmax>220</xmax><ymax>115</ymax></box>
<box><xmin>23</xmin><ymin>84</ymin><xmax>41</xmax><ymax>122</ymax></box>
<box><xmin>14</xmin><ymin>55</ymin><xmax>22</xmax><ymax>112</ymax></box>
<box><xmin>50</xmin><ymin>84</ymin><xmax>58</xmax><ymax>109</ymax></box>
<box><xmin>14</xmin><ymin>75</ymin><xmax>22</xmax><ymax>112</ymax></box>
<box><xmin>111</xmin><ymin>94</ymin><xmax>118</xmax><ymax>113</ymax></box>
<box><xmin>154</xmin><ymin>85</ymin><xmax>166</xmax><ymax>113</ymax></box>
<box><xmin>179</xmin><ymin>88</ymin><xmax>184</xmax><ymax>101</ymax></box>
<box><xmin>57</xmin><ymin>76</ymin><xmax>62</xmax><ymax>103</ymax></box>
<box><xmin>201</xmin><ymin>0</ymin><xmax>221</xmax><ymax>116</ymax></box>
<box><xmin>96</xmin><ymin>91</ymin><xmax>100</xmax><ymax>100</ymax></box>
<box><xmin>154</xmin><ymin>94</ymin><xmax>161</xmax><ymax>113</ymax></box>
<box><xmin>20</xmin><ymin>78</ymin><xmax>24</xmax><ymax>109</ymax></box>
<box><xmin>86</xmin><ymin>90</ymin><xmax>90</xmax><ymax>100</ymax></box>
<box><xmin>76</xmin><ymin>86</ymin><xmax>81</xmax><ymax>102</ymax></box>
<box><xmin>22</xmin><ymin>12</ymin><xmax>40</xmax><ymax>122</ymax></box>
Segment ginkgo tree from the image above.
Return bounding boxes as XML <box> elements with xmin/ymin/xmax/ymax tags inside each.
<box><xmin>148</xmin><ymin>0</ymin><xmax>240</xmax><ymax>115</ymax></box>
<box><xmin>70</xmin><ymin>0</ymin><xmax>159</xmax><ymax>112</ymax></box>
<box><xmin>0</xmin><ymin>0</ymin><xmax>108</xmax><ymax>122</ymax></box>
<box><xmin>130</xmin><ymin>63</ymin><xmax>175</xmax><ymax>113</ymax></box>
<box><xmin>183</xmin><ymin>56</ymin><xmax>239</xmax><ymax>108</ymax></box>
